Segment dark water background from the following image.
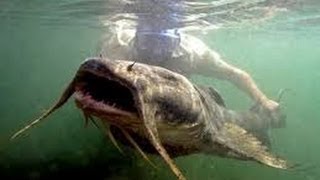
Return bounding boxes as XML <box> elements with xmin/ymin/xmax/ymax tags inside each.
<box><xmin>0</xmin><ymin>0</ymin><xmax>320</xmax><ymax>179</ymax></box>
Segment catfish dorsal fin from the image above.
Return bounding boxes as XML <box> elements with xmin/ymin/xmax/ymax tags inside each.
<box><xmin>194</xmin><ymin>85</ymin><xmax>226</xmax><ymax>107</ymax></box>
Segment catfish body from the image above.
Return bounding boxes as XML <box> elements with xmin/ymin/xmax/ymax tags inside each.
<box><xmin>11</xmin><ymin>57</ymin><xmax>289</xmax><ymax>180</ymax></box>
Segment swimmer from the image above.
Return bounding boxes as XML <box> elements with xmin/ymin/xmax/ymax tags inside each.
<box><xmin>99</xmin><ymin>2</ymin><xmax>280</xmax><ymax>119</ymax></box>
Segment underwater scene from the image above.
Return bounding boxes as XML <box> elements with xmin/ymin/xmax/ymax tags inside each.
<box><xmin>0</xmin><ymin>0</ymin><xmax>320</xmax><ymax>179</ymax></box>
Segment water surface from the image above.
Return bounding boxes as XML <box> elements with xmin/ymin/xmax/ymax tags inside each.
<box><xmin>0</xmin><ymin>0</ymin><xmax>319</xmax><ymax>179</ymax></box>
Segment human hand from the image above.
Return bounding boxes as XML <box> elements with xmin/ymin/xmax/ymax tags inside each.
<box><xmin>261</xmin><ymin>98</ymin><xmax>285</xmax><ymax>128</ymax></box>
<box><xmin>261</xmin><ymin>98</ymin><xmax>280</xmax><ymax>113</ymax></box>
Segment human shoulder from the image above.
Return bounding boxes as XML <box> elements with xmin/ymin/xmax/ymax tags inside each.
<box><xmin>180</xmin><ymin>33</ymin><xmax>221</xmax><ymax>61</ymax></box>
<box><xmin>113</xmin><ymin>29</ymin><xmax>136</xmax><ymax>46</ymax></box>
<box><xmin>99</xmin><ymin>29</ymin><xmax>136</xmax><ymax>59</ymax></box>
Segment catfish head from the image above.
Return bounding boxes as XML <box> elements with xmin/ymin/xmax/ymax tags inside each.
<box><xmin>10</xmin><ymin>57</ymin><xmax>211</xmax><ymax>180</ymax></box>
<box><xmin>73</xmin><ymin>58</ymin><xmax>207</xmax><ymax>152</ymax></box>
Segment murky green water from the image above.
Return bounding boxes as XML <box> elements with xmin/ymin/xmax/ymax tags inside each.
<box><xmin>1</xmin><ymin>1</ymin><xmax>320</xmax><ymax>179</ymax></box>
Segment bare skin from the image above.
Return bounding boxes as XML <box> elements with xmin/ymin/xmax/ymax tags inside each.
<box><xmin>99</xmin><ymin>29</ymin><xmax>279</xmax><ymax>113</ymax></box>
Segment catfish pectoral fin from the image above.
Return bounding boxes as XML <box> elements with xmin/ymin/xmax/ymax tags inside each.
<box><xmin>10</xmin><ymin>79</ymin><xmax>75</xmax><ymax>141</ymax></box>
<box><xmin>119</xmin><ymin>127</ymin><xmax>157</xmax><ymax>169</ymax></box>
<box><xmin>140</xmin><ymin>93</ymin><xmax>186</xmax><ymax>180</ymax></box>
<box><xmin>217</xmin><ymin>123</ymin><xmax>289</xmax><ymax>169</ymax></box>
<box><xmin>141</xmin><ymin>110</ymin><xmax>186</xmax><ymax>180</ymax></box>
<box><xmin>144</xmin><ymin>122</ymin><xmax>186</xmax><ymax>180</ymax></box>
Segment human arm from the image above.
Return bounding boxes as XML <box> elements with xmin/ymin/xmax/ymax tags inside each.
<box><xmin>195</xmin><ymin>48</ymin><xmax>279</xmax><ymax>112</ymax></box>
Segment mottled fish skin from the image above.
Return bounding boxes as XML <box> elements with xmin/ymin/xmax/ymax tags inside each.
<box><xmin>75</xmin><ymin>58</ymin><xmax>289</xmax><ymax>169</ymax></box>
<box><xmin>76</xmin><ymin>58</ymin><xmax>206</xmax><ymax>153</ymax></box>
<box><xmin>10</xmin><ymin>57</ymin><xmax>289</xmax><ymax>180</ymax></box>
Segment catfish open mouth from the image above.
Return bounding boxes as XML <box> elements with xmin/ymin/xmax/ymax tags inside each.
<box><xmin>74</xmin><ymin>71</ymin><xmax>138</xmax><ymax>116</ymax></box>
<box><xmin>9</xmin><ymin>59</ymin><xmax>141</xmax><ymax>140</ymax></box>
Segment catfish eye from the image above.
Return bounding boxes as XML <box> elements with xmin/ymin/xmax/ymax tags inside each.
<box><xmin>127</xmin><ymin>61</ymin><xmax>136</xmax><ymax>71</ymax></box>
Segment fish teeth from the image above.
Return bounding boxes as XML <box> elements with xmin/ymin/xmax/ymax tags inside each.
<box><xmin>82</xmin><ymin>111</ymin><xmax>90</xmax><ymax>127</ymax></box>
<box><xmin>82</xmin><ymin>110</ymin><xmax>95</xmax><ymax>128</ymax></box>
